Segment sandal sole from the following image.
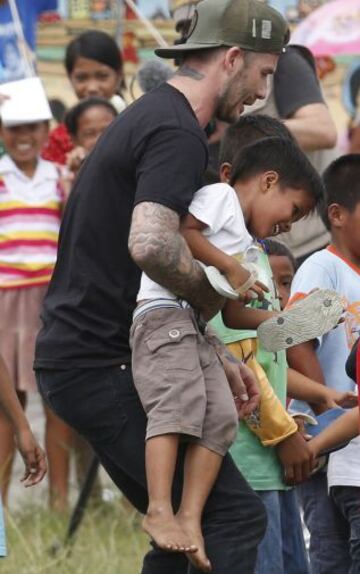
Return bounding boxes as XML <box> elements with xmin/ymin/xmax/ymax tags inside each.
<box><xmin>257</xmin><ymin>289</ymin><xmax>343</xmax><ymax>352</ymax></box>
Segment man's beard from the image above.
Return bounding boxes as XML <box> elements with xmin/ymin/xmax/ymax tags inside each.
<box><xmin>215</xmin><ymin>71</ymin><xmax>247</xmax><ymax>124</ymax></box>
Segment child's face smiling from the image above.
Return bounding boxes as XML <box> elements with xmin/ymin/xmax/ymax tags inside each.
<box><xmin>248</xmin><ymin>184</ymin><xmax>315</xmax><ymax>239</ymax></box>
<box><xmin>1</xmin><ymin>122</ymin><xmax>48</xmax><ymax>175</ymax></box>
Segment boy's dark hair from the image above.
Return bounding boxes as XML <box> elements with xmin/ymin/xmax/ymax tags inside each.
<box><xmin>230</xmin><ymin>137</ymin><xmax>324</xmax><ymax>210</ymax></box>
<box><xmin>65</xmin><ymin>97</ymin><xmax>117</xmax><ymax>138</ymax></box>
<box><xmin>321</xmin><ymin>154</ymin><xmax>360</xmax><ymax>230</ymax></box>
<box><xmin>219</xmin><ymin>114</ymin><xmax>294</xmax><ymax>166</ymax></box>
<box><xmin>262</xmin><ymin>239</ymin><xmax>297</xmax><ymax>272</ymax></box>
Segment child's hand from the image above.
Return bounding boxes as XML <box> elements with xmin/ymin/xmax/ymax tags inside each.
<box><xmin>325</xmin><ymin>389</ymin><xmax>358</xmax><ymax>409</ymax></box>
<box><xmin>66</xmin><ymin>146</ymin><xmax>87</xmax><ymax>174</ymax></box>
<box><xmin>277</xmin><ymin>431</ymin><xmax>317</xmax><ymax>484</ymax></box>
<box><xmin>15</xmin><ymin>427</ymin><xmax>47</xmax><ymax>487</ymax></box>
<box><xmin>225</xmin><ymin>262</ymin><xmax>268</xmax><ymax>301</ymax></box>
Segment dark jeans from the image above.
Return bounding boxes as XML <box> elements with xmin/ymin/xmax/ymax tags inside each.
<box><xmin>331</xmin><ymin>486</ymin><xmax>360</xmax><ymax>574</ymax></box>
<box><xmin>36</xmin><ymin>365</ymin><xmax>266</xmax><ymax>574</ymax></box>
<box><xmin>298</xmin><ymin>473</ymin><xmax>351</xmax><ymax>574</ymax></box>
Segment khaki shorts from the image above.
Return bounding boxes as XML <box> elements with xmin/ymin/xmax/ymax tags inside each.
<box><xmin>130</xmin><ymin>307</ymin><xmax>238</xmax><ymax>456</ymax></box>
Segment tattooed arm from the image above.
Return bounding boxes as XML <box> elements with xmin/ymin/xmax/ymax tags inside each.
<box><xmin>128</xmin><ymin>201</ymin><xmax>224</xmax><ymax>319</ymax></box>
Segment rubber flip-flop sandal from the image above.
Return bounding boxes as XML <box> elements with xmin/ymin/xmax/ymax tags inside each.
<box><xmin>257</xmin><ymin>289</ymin><xmax>343</xmax><ymax>352</ymax></box>
<box><xmin>204</xmin><ymin>265</ymin><xmax>257</xmax><ymax>300</ymax></box>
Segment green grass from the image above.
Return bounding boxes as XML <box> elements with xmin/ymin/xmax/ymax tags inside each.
<box><xmin>2</xmin><ymin>500</ymin><xmax>149</xmax><ymax>574</ymax></box>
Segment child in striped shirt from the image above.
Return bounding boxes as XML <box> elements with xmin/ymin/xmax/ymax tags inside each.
<box><xmin>0</xmin><ymin>102</ymin><xmax>72</xmax><ymax>511</ymax></box>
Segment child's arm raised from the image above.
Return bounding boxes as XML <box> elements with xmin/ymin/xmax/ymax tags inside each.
<box><xmin>222</xmin><ymin>299</ymin><xmax>275</xmax><ymax>330</ymax></box>
<box><xmin>0</xmin><ymin>357</ymin><xmax>47</xmax><ymax>487</ymax></box>
<box><xmin>181</xmin><ymin>214</ymin><xmax>266</xmax><ymax>299</ymax></box>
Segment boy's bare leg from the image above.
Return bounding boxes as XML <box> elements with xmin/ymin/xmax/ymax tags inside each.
<box><xmin>144</xmin><ymin>434</ymin><xmax>197</xmax><ymax>553</ymax></box>
<box><xmin>177</xmin><ymin>444</ymin><xmax>222</xmax><ymax>572</ymax></box>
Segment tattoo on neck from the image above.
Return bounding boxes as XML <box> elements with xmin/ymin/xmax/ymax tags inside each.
<box><xmin>177</xmin><ymin>65</ymin><xmax>205</xmax><ymax>80</ymax></box>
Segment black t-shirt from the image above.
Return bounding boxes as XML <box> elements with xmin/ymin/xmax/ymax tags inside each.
<box><xmin>34</xmin><ymin>83</ymin><xmax>208</xmax><ymax>369</ymax></box>
<box><xmin>274</xmin><ymin>47</ymin><xmax>324</xmax><ymax>119</ymax></box>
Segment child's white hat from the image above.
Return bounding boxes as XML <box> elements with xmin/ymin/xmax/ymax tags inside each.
<box><xmin>0</xmin><ymin>77</ymin><xmax>52</xmax><ymax>127</ymax></box>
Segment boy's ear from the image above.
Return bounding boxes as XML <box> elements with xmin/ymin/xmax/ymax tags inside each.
<box><xmin>219</xmin><ymin>162</ymin><xmax>231</xmax><ymax>183</ymax></box>
<box><xmin>328</xmin><ymin>203</ymin><xmax>346</xmax><ymax>228</ymax></box>
<box><xmin>260</xmin><ymin>170</ymin><xmax>279</xmax><ymax>193</ymax></box>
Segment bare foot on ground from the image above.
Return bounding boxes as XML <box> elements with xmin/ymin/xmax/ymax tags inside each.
<box><xmin>177</xmin><ymin>513</ymin><xmax>212</xmax><ymax>572</ymax></box>
<box><xmin>143</xmin><ymin>508</ymin><xmax>198</xmax><ymax>553</ymax></box>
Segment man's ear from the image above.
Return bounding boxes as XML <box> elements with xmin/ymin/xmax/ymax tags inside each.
<box><xmin>223</xmin><ymin>46</ymin><xmax>244</xmax><ymax>74</ymax></box>
<box><xmin>328</xmin><ymin>203</ymin><xmax>346</xmax><ymax>228</ymax></box>
<box><xmin>219</xmin><ymin>162</ymin><xmax>231</xmax><ymax>183</ymax></box>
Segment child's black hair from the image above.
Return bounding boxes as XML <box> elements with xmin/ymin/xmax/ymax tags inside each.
<box><xmin>321</xmin><ymin>154</ymin><xmax>360</xmax><ymax>230</ymax></box>
<box><xmin>65</xmin><ymin>30</ymin><xmax>123</xmax><ymax>77</ymax></box>
<box><xmin>262</xmin><ymin>239</ymin><xmax>297</xmax><ymax>272</ymax></box>
<box><xmin>219</xmin><ymin>114</ymin><xmax>294</xmax><ymax>166</ymax></box>
<box><xmin>64</xmin><ymin>97</ymin><xmax>117</xmax><ymax>138</ymax></box>
<box><xmin>230</xmin><ymin>137</ymin><xmax>324</xmax><ymax>211</ymax></box>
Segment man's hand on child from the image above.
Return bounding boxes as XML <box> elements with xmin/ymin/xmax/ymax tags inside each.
<box><xmin>277</xmin><ymin>431</ymin><xmax>317</xmax><ymax>485</ymax></box>
<box><xmin>221</xmin><ymin>354</ymin><xmax>260</xmax><ymax>418</ymax></box>
<box><xmin>15</xmin><ymin>427</ymin><xmax>47</xmax><ymax>487</ymax></box>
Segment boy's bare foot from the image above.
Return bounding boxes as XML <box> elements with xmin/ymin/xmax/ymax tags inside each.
<box><xmin>143</xmin><ymin>508</ymin><xmax>198</xmax><ymax>553</ymax></box>
<box><xmin>177</xmin><ymin>513</ymin><xmax>212</xmax><ymax>572</ymax></box>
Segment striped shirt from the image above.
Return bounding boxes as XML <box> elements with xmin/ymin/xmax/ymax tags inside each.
<box><xmin>0</xmin><ymin>155</ymin><xmax>64</xmax><ymax>289</ymax></box>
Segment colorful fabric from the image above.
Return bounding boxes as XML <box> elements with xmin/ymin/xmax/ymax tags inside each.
<box><xmin>41</xmin><ymin>123</ymin><xmax>73</xmax><ymax>165</ymax></box>
<box><xmin>0</xmin><ymin>155</ymin><xmax>63</xmax><ymax>289</ymax></box>
<box><xmin>211</xmin><ymin>247</ymin><xmax>291</xmax><ymax>490</ymax></box>
<box><xmin>228</xmin><ymin>338</ymin><xmax>290</xmax><ymax>490</ymax></box>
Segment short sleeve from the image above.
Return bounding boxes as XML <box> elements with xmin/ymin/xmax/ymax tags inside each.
<box><xmin>291</xmin><ymin>258</ymin><xmax>335</xmax><ymax>299</ymax></box>
<box><xmin>188</xmin><ymin>184</ymin><xmax>235</xmax><ymax>234</ymax></box>
<box><xmin>274</xmin><ymin>48</ymin><xmax>324</xmax><ymax>119</ymax></box>
<box><xmin>134</xmin><ymin>128</ymin><xmax>207</xmax><ymax>216</ymax></box>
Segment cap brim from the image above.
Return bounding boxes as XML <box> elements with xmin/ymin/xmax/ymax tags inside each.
<box><xmin>155</xmin><ymin>42</ymin><xmax>222</xmax><ymax>59</ymax></box>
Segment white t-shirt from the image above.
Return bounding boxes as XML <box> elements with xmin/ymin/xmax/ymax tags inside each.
<box><xmin>137</xmin><ymin>182</ymin><xmax>253</xmax><ymax>301</ymax></box>
<box><xmin>289</xmin><ymin>247</ymin><xmax>360</xmax><ymax>488</ymax></box>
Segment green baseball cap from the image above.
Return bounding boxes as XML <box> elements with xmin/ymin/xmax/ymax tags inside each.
<box><xmin>155</xmin><ymin>0</ymin><xmax>290</xmax><ymax>59</ymax></box>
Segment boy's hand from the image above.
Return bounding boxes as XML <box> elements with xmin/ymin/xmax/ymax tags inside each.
<box><xmin>15</xmin><ymin>427</ymin><xmax>47</xmax><ymax>487</ymax></box>
<box><xmin>225</xmin><ymin>261</ymin><xmax>268</xmax><ymax>302</ymax></box>
<box><xmin>66</xmin><ymin>146</ymin><xmax>87</xmax><ymax>174</ymax></box>
<box><xmin>324</xmin><ymin>389</ymin><xmax>358</xmax><ymax>410</ymax></box>
<box><xmin>277</xmin><ymin>431</ymin><xmax>317</xmax><ymax>484</ymax></box>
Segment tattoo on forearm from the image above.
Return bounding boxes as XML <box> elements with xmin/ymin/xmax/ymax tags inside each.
<box><xmin>129</xmin><ymin>202</ymin><xmax>222</xmax><ymax>313</ymax></box>
<box><xmin>177</xmin><ymin>65</ymin><xmax>205</xmax><ymax>81</ymax></box>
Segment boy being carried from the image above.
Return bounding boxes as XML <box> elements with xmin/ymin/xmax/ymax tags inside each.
<box><xmin>130</xmin><ymin>135</ymin><xmax>327</xmax><ymax>572</ymax></box>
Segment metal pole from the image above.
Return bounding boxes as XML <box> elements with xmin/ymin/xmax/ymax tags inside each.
<box><xmin>7</xmin><ymin>0</ymin><xmax>36</xmax><ymax>77</ymax></box>
<box><xmin>115</xmin><ymin>0</ymin><xmax>125</xmax><ymax>49</ymax></box>
<box><xmin>123</xmin><ymin>0</ymin><xmax>168</xmax><ymax>47</ymax></box>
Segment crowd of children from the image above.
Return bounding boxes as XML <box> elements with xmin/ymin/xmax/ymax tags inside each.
<box><xmin>0</xmin><ymin>24</ymin><xmax>360</xmax><ymax>574</ymax></box>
